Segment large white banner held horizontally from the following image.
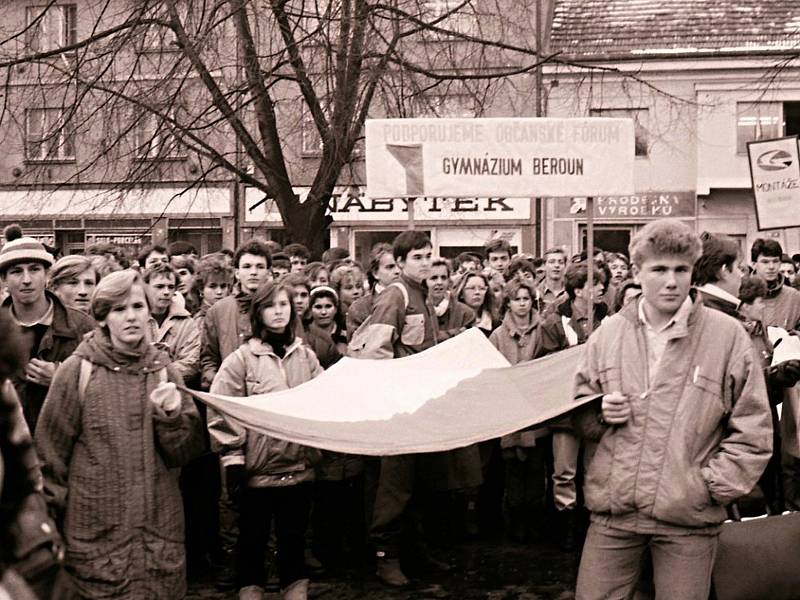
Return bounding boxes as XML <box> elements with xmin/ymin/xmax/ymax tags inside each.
<box><xmin>366</xmin><ymin>118</ymin><xmax>635</xmax><ymax>198</ymax></box>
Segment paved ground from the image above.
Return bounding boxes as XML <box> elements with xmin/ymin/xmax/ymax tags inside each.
<box><xmin>186</xmin><ymin>539</ymin><xmax>579</xmax><ymax>599</ymax></box>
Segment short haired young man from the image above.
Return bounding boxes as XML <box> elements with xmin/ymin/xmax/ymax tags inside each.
<box><xmin>751</xmin><ymin>238</ymin><xmax>800</xmax><ymax>330</ymax></box>
<box><xmin>143</xmin><ymin>262</ymin><xmax>200</xmax><ymax>383</ymax></box>
<box><xmin>200</xmin><ymin>239</ymin><xmax>273</xmax><ymax>389</ymax></box>
<box><xmin>137</xmin><ymin>244</ymin><xmax>169</xmax><ymax>270</ymax></box>
<box><xmin>483</xmin><ymin>239</ymin><xmax>512</xmax><ymax>276</ymax></box>
<box><xmin>537</xmin><ymin>247</ymin><xmax>568</xmax><ymax>314</ymax></box>
<box><xmin>0</xmin><ymin>237</ymin><xmax>94</xmax><ymax>432</ymax></box>
<box><xmin>694</xmin><ymin>232</ymin><xmax>800</xmax><ymax>513</ymax></box>
<box><xmin>574</xmin><ymin>220</ymin><xmax>772</xmax><ymax>599</ymax></box>
<box><xmin>428</xmin><ymin>258</ymin><xmax>475</xmax><ymax>342</ymax></box>
<box><xmin>359</xmin><ymin>232</ymin><xmax>478</xmax><ymax>586</ymax></box>
<box><xmin>283</xmin><ymin>243</ymin><xmax>311</xmax><ymax>273</ymax></box>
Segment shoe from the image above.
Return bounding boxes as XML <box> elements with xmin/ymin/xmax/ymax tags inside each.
<box><xmin>238</xmin><ymin>585</ymin><xmax>265</xmax><ymax>600</ymax></box>
<box><xmin>415</xmin><ymin>552</ymin><xmax>452</xmax><ymax>574</ymax></box>
<box><xmin>376</xmin><ymin>557</ymin><xmax>410</xmax><ymax>587</ymax></box>
<box><xmin>282</xmin><ymin>578</ymin><xmax>309</xmax><ymax>600</ymax></box>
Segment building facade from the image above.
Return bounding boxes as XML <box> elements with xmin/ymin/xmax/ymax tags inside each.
<box><xmin>545</xmin><ymin>0</ymin><xmax>800</xmax><ymax>257</ymax></box>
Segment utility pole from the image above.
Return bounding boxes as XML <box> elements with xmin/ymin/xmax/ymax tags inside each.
<box><xmin>534</xmin><ymin>0</ymin><xmax>544</xmax><ymax>255</ymax></box>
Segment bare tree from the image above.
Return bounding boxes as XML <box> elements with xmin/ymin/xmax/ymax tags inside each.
<box><xmin>0</xmin><ymin>0</ymin><xmax>553</xmax><ymax>255</ymax></box>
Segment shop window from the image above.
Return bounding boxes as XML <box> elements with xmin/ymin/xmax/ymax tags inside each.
<box><xmin>580</xmin><ymin>225</ymin><xmax>635</xmax><ymax>256</ymax></box>
<box><xmin>353</xmin><ymin>230</ymin><xmax>431</xmax><ymax>266</ymax></box>
<box><xmin>168</xmin><ymin>228</ymin><xmax>223</xmax><ymax>255</ymax></box>
<box><xmin>25</xmin><ymin>108</ymin><xmax>75</xmax><ymax>162</ymax></box>
<box><xmin>26</xmin><ymin>4</ymin><xmax>77</xmax><ymax>53</ymax></box>
<box><xmin>590</xmin><ymin>108</ymin><xmax>649</xmax><ymax>157</ymax></box>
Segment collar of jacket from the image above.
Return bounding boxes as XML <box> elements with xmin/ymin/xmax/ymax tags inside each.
<box><xmin>501</xmin><ymin>309</ymin><xmax>541</xmax><ymax>338</ymax></box>
<box><xmin>74</xmin><ymin>329</ymin><xmax>169</xmax><ymax>373</ymax></box>
<box><xmin>2</xmin><ymin>290</ymin><xmax>84</xmax><ymax>341</ymax></box>
<box><xmin>557</xmin><ymin>296</ymin><xmax>608</xmax><ymax>321</ymax></box>
<box><xmin>401</xmin><ymin>273</ymin><xmax>428</xmax><ymax>296</ymax></box>
<box><xmin>620</xmin><ymin>289</ymin><xmax>702</xmax><ymax>340</ymax></box>
<box><xmin>696</xmin><ymin>287</ymin><xmax>739</xmax><ymax>317</ymax></box>
<box><xmin>235</xmin><ymin>290</ymin><xmax>252</xmax><ymax>313</ymax></box>
<box><xmin>245</xmin><ymin>336</ymin><xmax>303</xmax><ymax>358</ymax></box>
<box><xmin>765</xmin><ymin>275</ymin><xmax>789</xmax><ymax>299</ymax></box>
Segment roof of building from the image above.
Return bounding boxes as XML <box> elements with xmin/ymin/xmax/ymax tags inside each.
<box><xmin>551</xmin><ymin>0</ymin><xmax>800</xmax><ymax>58</ymax></box>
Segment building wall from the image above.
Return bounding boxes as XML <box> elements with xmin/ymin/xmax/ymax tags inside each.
<box><xmin>543</xmin><ymin>56</ymin><xmax>800</xmax><ymax>257</ymax></box>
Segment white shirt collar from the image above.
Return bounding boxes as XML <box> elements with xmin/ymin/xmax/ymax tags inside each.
<box><xmin>697</xmin><ymin>283</ymin><xmax>741</xmax><ymax>309</ymax></box>
<box><xmin>638</xmin><ymin>295</ymin><xmax>692</xmax><ymax>334</ymax></box>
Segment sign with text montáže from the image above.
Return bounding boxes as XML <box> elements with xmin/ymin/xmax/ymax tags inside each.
<box><xmin>366</xmin><ymin>118</ymin><xmax>635</xmax><ymax>198</ymax></box>
<box><xmin>747</xmin><ymin>136</ymin><xmax>800</xmax><ymax>230</ymax></box>
<box><xmin>553</xmin><ymin>192</ymin><xmax>696</xmax><ymax>219</ymax></box>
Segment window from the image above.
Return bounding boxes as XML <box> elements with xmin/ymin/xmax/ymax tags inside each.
<box><xmin>590</xmin><ymin>108</ymin><xmax>649</xmax><ymax>157</ymax></box>
<box><xmin>135</xmin><ymin>109</ymin><xmax>186</xmax><ymax>160</ymax></box>
<box><xmin>736</xmin><ymin>102</ymin><xmax>782</xmax><ymax>154</ymax></box>
<box><xmin>422</xmin><ymin>0</ymin><xmax>476</xmax><ymax>38</ymax></box>
<box><xmin>737</xmin><ymin>101</ymin><xmax>800</xmax><ymax>153</ymax></box>
<box><xmin>301</xmin><ymin>105</ymin><xmax>326</xmax><ymax>156</ymax></box>
<box><xmin>26</xmin><ymin>5</ymin><xmax>77</xmax><ymax>53</ymax></box>
<box><xmin>25</xmin><ymin>108</ymin><xmax>75</xmax><ymax>162</ymax></box>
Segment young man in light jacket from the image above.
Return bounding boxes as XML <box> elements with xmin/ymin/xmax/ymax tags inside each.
<box><xmin>573</xmin><ymin>219</ymin><xmax>772</xmax><ymax>600</ymax></box>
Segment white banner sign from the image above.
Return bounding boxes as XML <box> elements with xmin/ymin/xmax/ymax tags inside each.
<box><xmin>366</xmin><ymin>118</ymin><xmax>635</xmax><ymax>198</ymax></box>
<box><xmin>747</xmin><ymin>136</ymin><xmax>800</xmax><ymax>230</ymax></box>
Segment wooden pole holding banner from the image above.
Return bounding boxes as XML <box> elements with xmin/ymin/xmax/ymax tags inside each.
<box><xmin>408</xmin><ymin>197</ymin><xmax>416</xmax><ymax>230</ymax></box>
<box><xmin>586</xmin><ymin>197</ymin><xmax>595</xmax><ymax>336</ymax></box>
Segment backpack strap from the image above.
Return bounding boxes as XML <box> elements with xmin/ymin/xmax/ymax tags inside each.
<box><xmin>387</xmin><ymin>281</ymin><xmax>410</xmax><ymax>310</ymax></box>
<box><xmin>79</xmin><ymin>358</ymin><xmax>93</xmax><ymax>401</ymax></box>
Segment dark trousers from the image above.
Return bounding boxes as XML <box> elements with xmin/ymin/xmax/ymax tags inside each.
<box><xmin>503</xmin><ymin>446</ymin><xmax>547</xmax><ymax>535</ymax></box>
<box><xmin>370</xmin><ymin>454</ymin><xmax>435</xmax><ymax>559</ymax></box>
<box><xmin>180</xmin><ymin>452</ymin><xmax>222</xmax><ymax>568</ymax></box>
<box><xmin>311</xmin><ymin>475</ymin><xmax>367</xmax><ymax>570</ymax></box>
<box><xmin>236</xmin><ymin>484</ymin><xmax>312</xmax><ymax>589</ymax></box>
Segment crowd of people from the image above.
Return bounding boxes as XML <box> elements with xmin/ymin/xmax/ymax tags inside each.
<box><xmin>0</xmin><ymin>219</ymin><xmax>799</xmax><ymax>599</ymax></box>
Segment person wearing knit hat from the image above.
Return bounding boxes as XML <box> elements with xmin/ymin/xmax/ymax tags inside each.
<box><xmin>0</xmin><ymin>236</ymin><xmax>93</xmax><ymax>433</ymax></box>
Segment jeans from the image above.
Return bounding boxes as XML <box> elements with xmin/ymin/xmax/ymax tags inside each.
<box><xmin>575</xmin><ymin>521</ymin><xmax>718</xmax><ymax>600</ymax></box>
<box><xmin>236</xmin><ymin>484</ymin><xmax>312</xmax><ymax>589</ymax></box>
<box><xmin>552</xmin><ymin>431</ymin><xmax>580</xmax><ymax>510</ymax></box>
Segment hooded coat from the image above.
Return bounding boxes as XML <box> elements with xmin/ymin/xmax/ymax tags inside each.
<box><xmin>34</xmin><ymin>330</ymin><xmax>203</xmax><ymax>599</ymax></box>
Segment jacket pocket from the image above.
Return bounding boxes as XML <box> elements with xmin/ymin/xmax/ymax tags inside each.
<box><xmin>401</xmin><ymin>314</ymin><xmax>425</xmax><ymax>346</ymax></box>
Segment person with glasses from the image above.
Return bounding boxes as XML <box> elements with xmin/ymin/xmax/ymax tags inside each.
<box><xmin>455</xmin><ymin>272</ymin><xmax>500</xmax><ymax>337</ymax></box>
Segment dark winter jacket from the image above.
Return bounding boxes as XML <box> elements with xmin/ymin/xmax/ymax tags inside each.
<box><xmin>200</xmin><ymin>292</ymin><xmax>251</xmax><ymax>389</ymax></box>
<box><xmin>761</xmin><ymin>275</ymin><xmax>800</xmax><ymax>331</ymax></box>
<box><xmin>1</xmin><ymin>292</ymin><xmax>94</xmax><ymax>433</ymax></box>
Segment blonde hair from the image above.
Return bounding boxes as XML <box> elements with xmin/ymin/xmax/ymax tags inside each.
<box><xmin>48</xmin><ymin>255</ymin><xmax>97</xmax><ymax>290</ymax></box>
<box><xmin>629</xmin><ymin>219</ymin><xmax>702</xmax><ymax>268</ymax></box>
<box><xmin>91</xmin><ymin>269</ymin><xmax>149</xmax><ymax>322</ymax></box>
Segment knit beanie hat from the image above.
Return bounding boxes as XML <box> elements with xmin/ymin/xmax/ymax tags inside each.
<box><xmin>0</xmin><ymin>237</ymin><xmax>55</xmax><ymax>273</ymax></box>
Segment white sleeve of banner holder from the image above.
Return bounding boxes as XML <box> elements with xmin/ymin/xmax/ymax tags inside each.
<box><xmin>187</xmin><ymin>328</ymin><xmax>601</xmax><ymax>456</ymax></box>
<box><xmin>365</xmin><ymin>117</ymin><xmax>636</xmax><ymax>199</ymax></box>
